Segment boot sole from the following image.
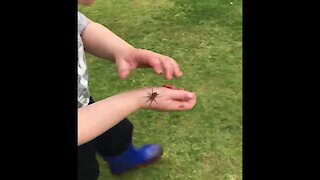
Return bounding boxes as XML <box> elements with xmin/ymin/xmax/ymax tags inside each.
<box><xmin>110</xmin><ymin>155</ymin><xmax>162</xmax><ymax>175</ymax></box>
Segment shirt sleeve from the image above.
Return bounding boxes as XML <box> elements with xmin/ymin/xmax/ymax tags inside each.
<box><xmin>78</xmin><ymin>11</ymin><xmax>89</xmax><ymax>35</ymax></box>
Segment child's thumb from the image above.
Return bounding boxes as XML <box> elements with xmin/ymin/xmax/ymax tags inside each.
<box><xmin>116</xmin><ymin>60</ymin><xmax>130</xmax><ymax>79</ymax></box>
<box><xmin>118</xmin><ymin>68</ymin><xmax>129</xmax><ymax>79</ymax></box>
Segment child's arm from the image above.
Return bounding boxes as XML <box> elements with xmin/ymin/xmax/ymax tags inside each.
<box><xmin>78</xmin><ymin>87</ymin><xmax>196</xmax><ymax>145</ymax></box>
<box><xmin>81</xmin><ymin>17</ymin><xmax>182</xmax><ymax>80</ymax></box>
<box><xmin>81</xmin><ymin>19</ymin><xmax>134</xmax><ymax>61</ymax></box>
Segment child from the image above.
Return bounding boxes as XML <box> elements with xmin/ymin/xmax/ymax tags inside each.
<box><xmin>78</xmin><ymin>0</ymin><xmax>196</xmax><ymax>179</ymax></box>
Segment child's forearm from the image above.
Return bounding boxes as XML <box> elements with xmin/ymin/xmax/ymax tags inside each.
<box><xmin>81</xmin><ymin>21</ymin><xmax>134</xmax><ymax>61</ymax></box>
<box><xmin>78</xmin><ymin>87</ymin><xmax>196</xmax><ymax>146</ymax></box>
<box><xmin>78</xmin><ymin>90</ymin><xmax>142</xmax><ymax>146</ymax></box>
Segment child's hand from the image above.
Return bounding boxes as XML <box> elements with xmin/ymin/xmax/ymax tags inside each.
<box><xmin>137</xmin><ymin>87</ymin><xmax>196</xmax><ymax>111</ymax></box>
<box><xmin>115</xmin><ymin>48</ymin><xmax>183</xmax><ymax>80</ymax></box>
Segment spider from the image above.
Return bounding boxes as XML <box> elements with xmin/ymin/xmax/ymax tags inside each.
<box><xmin>144</xmin><ymin>88</ymin><xmax>161</xmax><ymax>106</ymax></box>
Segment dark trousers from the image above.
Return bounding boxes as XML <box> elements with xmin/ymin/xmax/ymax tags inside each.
<box><xmin>78</xmin><ymin>97</ymin><xmax>134</xmax><ymax>180</ymax></box>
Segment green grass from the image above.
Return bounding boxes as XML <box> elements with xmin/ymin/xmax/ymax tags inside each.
<box><xmin>79</xmin><ymin>0</ymin><xmax>242</xmax><ymax>179</ymax></box>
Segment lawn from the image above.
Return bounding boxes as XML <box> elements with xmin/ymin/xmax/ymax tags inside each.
<box><xmin>79</xmin><ymin>0</ymin><xmax>242</xmax><ymax>179</ymax></box>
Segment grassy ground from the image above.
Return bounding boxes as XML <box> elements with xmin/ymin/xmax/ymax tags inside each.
<box><xmin>79</xmin><ymin>0</ymin><xmax>242</xmax><ymax>179</ymax></box>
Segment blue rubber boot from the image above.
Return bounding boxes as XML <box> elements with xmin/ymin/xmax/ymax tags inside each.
<box><xmin>101</xmin><ymin>143</ymin><xmax>163</xmax><ymax>175</ymax></box>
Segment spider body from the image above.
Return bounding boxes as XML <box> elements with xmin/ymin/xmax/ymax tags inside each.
<box><xmin>145</xmin><ymin>88</ymin><xmax>160</xmax><ymax>106</ymax></box>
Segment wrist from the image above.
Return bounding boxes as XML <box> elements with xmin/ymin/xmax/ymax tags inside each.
<box><xmin>136</xmin><ymin>88</ymin><xmax>150</xmax><ymax>110</ymax></box>
<box><xmin>114</xmin><ymin>46</ymin><xmax>136</xmax><ymax>60</ymax></box>
<box><xmin>123</xmin><ymin>88</ymin><xmax>148</xmax><ymax>110</ymax></box>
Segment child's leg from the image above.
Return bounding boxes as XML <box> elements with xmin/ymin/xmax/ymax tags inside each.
<box><xmin>94</xmin><ymin>118</ymin><xmax>134</xmax><ymax>156</ymax></box>
<box><xmin>78</xmin><ymin>136</ymin><xmax>100</xmax><ymax>180</ymax></box>
<box><xmin>95</xmin><ymin>118</ymin><xmax>163</xmax><ymax>175</ymax></box>
<box><xmin>78</xmin><ymin>97</ymin><xmax>100</xmax><ymax>180</ymax></box>
<box><xmin>87</xmin><ymin>96</ymin><xmax>134</xmax><ymax>155</ymax></box>
<box><xmin>91</xmin><ymin>97</ymin><xmax>163</xmax><ymax>175</ymax></box>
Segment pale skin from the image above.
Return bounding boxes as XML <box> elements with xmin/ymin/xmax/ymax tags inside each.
<box><xmin>79</xmin><ymin>87</ymin><xmax>196</xmax><ymax>145</ymax></box>
<box><xmin>78</xmin><ymin>0</ymin><xmax>196</xmax><ymax>145</ymax></box>
<box><xmin>82</xmin><ymin>19</ymin><xmax>182</xmax><ymax>80</ymax></box>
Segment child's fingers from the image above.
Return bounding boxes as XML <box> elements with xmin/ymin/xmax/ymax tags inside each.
<box><xmin>168</xmin><ymin>57</ymin><xmax>182</xmax><ymax>78</ymax></box>
<box><xmin>180</xmin><ymin>94</ymin><xmax>197</xmax><ymax>110</ymax></box>
<box><xmin>165</xmin><ymin>96</ymin><xmax>196</xmax><ymax>111</ymax></box>
<box><xmin>161</xmin><ymin>60</ymin><xmax>174</xmax><ymax>80</ymax></box>
<box><xmin>167</xmin><ymin>90</ymin><xmax>195</xmax><ymax>101</ymax></box>
<box><xmin>116</xmin><ymin>59</ymin><xmax>130</xmax><ymax>79</ymax></box>
<box><xmin>149</xmin><ymin>58</ymin><xmax>163</xmax><ymax>75</ymax></box>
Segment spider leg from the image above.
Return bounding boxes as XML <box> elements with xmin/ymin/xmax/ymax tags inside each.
<box><xmin>153</xmin><ymin>98</ymin><xmax>158</xmax><ymax>104</ymax></box>
<box><xmin>149</xmin><ymin>99</ymin><xmax>153</xmax><ymax>106</ymax></box>
<box><xmin>157</xmin><ymin>89</ymin><xmax>166</xmax><ymax>98</ymax></box>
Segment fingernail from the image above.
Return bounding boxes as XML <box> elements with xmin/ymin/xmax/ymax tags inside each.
<box><xmin>187</xmin><ymin>93</ymin><xmax>193</xmax><ymax>98</ymax></box>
